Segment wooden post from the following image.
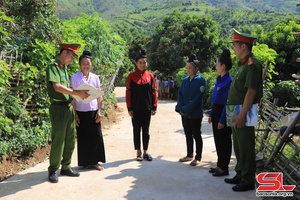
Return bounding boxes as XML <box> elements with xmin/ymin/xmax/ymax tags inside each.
<box><xmin>262</xmin><ymin>61</ymin><xmax>270</xmax><ymax>82</ymax></box>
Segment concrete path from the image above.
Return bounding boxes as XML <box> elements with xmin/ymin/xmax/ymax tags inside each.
<box><xmin>0</xmin><ymin>87</ymin><xmax>259</xmax><ymax>200</ymax></box>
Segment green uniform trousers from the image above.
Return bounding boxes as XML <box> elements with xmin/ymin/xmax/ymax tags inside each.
<box><xmin>232</xmin><ymin>126</ymin><xmax>256</xmax><ymax>185</ymax></box>
<box><xmin>48</xmin><ymin>104</ymin><xmax>76</xmax><ymax>172</ymax></box>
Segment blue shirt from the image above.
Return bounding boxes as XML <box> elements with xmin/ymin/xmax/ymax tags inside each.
<box><xmin>175</xmin><ymin>74</ymin><xmax>206</xmax><ymax>119</ymax></box>
<box><xmin>210</xmin><ymin>73</ymin><xmax>232</xmax><ymax>124</ymax></box>
<box><xmin>168</xmin><ymin>80</ymin><xmax>174</xmax><ymax>89</ymax></box>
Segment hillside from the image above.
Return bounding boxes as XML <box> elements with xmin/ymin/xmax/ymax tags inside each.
<box><xmin>57</xmin><ymin>0</ymin><xmax>299</xmax><ymax>19</ymax></box>
<box><xmin>56</xmin><ymin>0</ymin><xmax>299</xmax><ymax>42</ymax></box>
<box><xmin>56</xmin><ymin>0</ymin><xmax>95</xmax><ymax>19</ymax></box>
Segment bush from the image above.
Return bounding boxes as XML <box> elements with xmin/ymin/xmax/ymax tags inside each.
<box><xmin>201</xmin><ymin>71</ymin><xmax>218</xmax><ymax>110</ymax></box>
<box><xmin>0</xmin><ymin>99</ymin><xmax>51</xmax><ymax>160</ymax></box>
<box><xmin>270</xmin><ymin>80</ymin><xmax>300</xmax><ymax>107</ymax></box>
<box><xmin>0</xmin><ymin>55</ymin><xmax>51</xmax><ymax>161</ymax></box>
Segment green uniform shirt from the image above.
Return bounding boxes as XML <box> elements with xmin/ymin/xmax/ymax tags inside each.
<box><xmin>46</xmin><ymin>58</ymin><xmax>72</xmax><ymax>103</ymax></box>
<box><xmin>227</xmin><ymin>53</ymin><xmax>263</xmax><ymax>105</ymax></box>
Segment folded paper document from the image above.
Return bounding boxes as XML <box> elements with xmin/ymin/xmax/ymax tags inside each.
<box><xmin>226</xmin><ymin>104</ymin><xmax>258</xmax><ymax>127</ymax></box>
<box><xmin>72</xmin><ymin>83</ymin><xmax>103</xmax><ymax>104</ymax></box>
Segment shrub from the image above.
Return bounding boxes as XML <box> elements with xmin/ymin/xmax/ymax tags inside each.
<box><xmin>202</xmin><ymin>71</ymin><xmax>218</xmax><ymax>110</ymax></box>
<box><xmin>270</xmin><ymin>80</ymin><xmax>300</xmax><ymax>107</ymax></box>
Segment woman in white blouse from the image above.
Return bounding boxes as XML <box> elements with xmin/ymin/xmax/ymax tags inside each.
<box><xmin>70</xmin><ymin>50</ymin><xmax>106</xmax><ymax>171</ymax></box>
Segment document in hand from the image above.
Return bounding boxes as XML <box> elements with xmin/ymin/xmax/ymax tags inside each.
<box><xmin>226</xmin><ymin>104</ymin><xmax>258</xmax><ymax>127</ymax></box>
<box><xmin>72</xmin><ymin>83</ymin><xmax>104</xmax><ymax>104</ymax></box>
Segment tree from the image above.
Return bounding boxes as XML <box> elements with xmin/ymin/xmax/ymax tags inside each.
<box><xmin>255</xmin><ymin>20</ymin><xmax>300</xmax><ymax>82</ymax></box>
<box><xmin>0</xmin><ymin>0</ymin><xmax>61</xmax><ymax>65</ymax></box>
<box><xmin>147</xmin><ymin>10</ymin><xmax>220</xmax><ymax>75</ymax></box>
<box><xmin>111</xmin><ymin>22</ymin><xmax>142</xmax><ymax>43</ymax></box>
<box><xmin>0</xmin><ymin>1</ymin><xmax>61</xmax><ymax>161</ymax></box>
<box><xmin>61</xmin><ymin>13</ymin><xmax>127</xmax><ymax>92</ymax></box>
<box><xmin>0</xmin><ymin>11</ymin><xmax>12</xmax><ymax>48</ymax></box>
<box><xmin>1</xmin><ymin>0</ymin><xmax>61</xmax><ymax>42</ymax></box>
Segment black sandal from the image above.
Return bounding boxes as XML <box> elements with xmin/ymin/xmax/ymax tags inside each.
<box><xmin>143</xmin><ymin>153</ymin><xmax>153</xmax><ymax>161</ymax></box>
<box><xmin>136</xmin><ymin>154</ymin><xmax>143</xmax><ymax>161</ymax></box>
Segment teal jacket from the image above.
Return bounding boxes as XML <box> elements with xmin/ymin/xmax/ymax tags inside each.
<box><xmin>175</xmin><ymin>74</ymin><xmax>206</xmax><ymax>119</ymax></box>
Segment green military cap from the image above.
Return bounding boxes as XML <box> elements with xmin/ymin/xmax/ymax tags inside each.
<box><xmin>232</xmin><ymin>28</ymin><xmax>256</xmax><ymax>44</ymax></box>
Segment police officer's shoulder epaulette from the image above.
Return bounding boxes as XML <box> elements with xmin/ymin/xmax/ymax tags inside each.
<box><xmin>53</xmin><ymin>62</ymin><xmax>64</xmax><ymax>68</ymax></box>
<box><xmin>239</xmin><ymin>57</ymin><xmax>246</xmax><ymax>65</ymax></box>
<box><xmin>247</xmin><ymin>57</ymin><xmax>253</xmax><ymax>67</ymax></box>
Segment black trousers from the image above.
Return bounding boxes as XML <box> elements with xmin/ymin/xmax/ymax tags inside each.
<box><xmin>181</xmin><ymin>116</ymin><xmax>203</xmax><ymax>161</ymax></box>
<box><xmin>211</xmin><ymin>104</ymin><xmax>232</xmax><ymax>171</ymax></box>
<box><xmin>131</xmin><ymin>110</ymin><xmax>151</xmax><ymax>150</ymax></box>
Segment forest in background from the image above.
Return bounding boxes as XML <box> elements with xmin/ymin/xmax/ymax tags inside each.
<box><xmin>58</xmin><ymin>0</ymin><xmax>299</xmax><ymax>40</ymax></box>
<box><xmin>1</xmin><ymin>0</ymin><xmax>300</xmax><ymax>178</ymax></box>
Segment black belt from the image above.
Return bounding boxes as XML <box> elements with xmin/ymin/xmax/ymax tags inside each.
<box><xmin>51</xmin><ymin>102</ymin><xmax>71</xmax><ymax>106</ymax></box>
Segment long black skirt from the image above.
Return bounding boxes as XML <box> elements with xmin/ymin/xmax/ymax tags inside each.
<box><xmin>76</xmin><ymin>110</ymin><xmax>106</xmax><ymax>166</ymax></box>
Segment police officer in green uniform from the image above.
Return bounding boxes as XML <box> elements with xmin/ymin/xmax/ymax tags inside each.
<box><xmin>46</xmin><ymin>44</ymin><xmax>90</xmax><ymax>183</ymax></box>
<box><xmin>224</xmin><ymin>29</ymin><xmax>263</xmax><ymax>191</ymax></box>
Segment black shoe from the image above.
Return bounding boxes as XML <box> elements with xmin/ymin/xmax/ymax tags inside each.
<box><xmin>212</xmin><ymin>169</ymin><xmax>229</xmax><ymax>176</ymax></box>
<box><xmin>224</xmin><ymin>175</ymin><xmax>241</xmax><ymax>184</ymax></box>
<box><xmin>60</xmin><ymin>168</ymin><xmax>80</xmax><ymax>177</ymax></box>
<box><xmin>48</xmin><ymin>171</ymin><xmax>58</xmax><ymax>183</ymax></box>
<box><xmin>209</xmin><ymin>167</ymin><xmax>217</xmax><ymax>173</ymax></box>
<box><xmin>232</xmin><ymin>181</ymin><xmax>255</xmax><ymax>192</ymax></box>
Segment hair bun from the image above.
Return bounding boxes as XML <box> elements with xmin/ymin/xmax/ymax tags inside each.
<box><xmin>135</xmin><ymin>49</ymin><xmax>147</xmax><ymax>62</ymax></box>
<box><xmin>140</xmin><ymin>49</ymin><xmax>147</xmax><ymax>56</ymax></box>
<box><xmin>83</xmin><ymin>50</ymin><xmax>92</xmax><ymax>57</ymax></box>
<box><xmin>188</xmin><ymin>54</ymin><xmax>197</xmax><ymax>62</ymax></box>
<box><xmin>221</xmin><ymin>49</ymin><xmax>230</xmax><ymax>58</ymax></box>
<box><xmin>79</xmin><ymin>50</ymin><xmax>92</xmax><ymax>62</ymax></box>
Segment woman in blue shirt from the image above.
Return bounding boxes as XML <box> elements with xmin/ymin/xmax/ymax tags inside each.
<box><xmin>175</xmin><ymin>54</ymin><xmax>206</xmax><ymax>166</ymax></box>
<box><xmin>208</xmin><ymin>49</ymin><xmax>233</xmax><ymax>176</ymax></box>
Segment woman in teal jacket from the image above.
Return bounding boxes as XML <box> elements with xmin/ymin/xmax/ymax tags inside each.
<box><xmin>175</xmin><ymin>54</ymin><xmax>206</xmax><ymax>166</ymax></box>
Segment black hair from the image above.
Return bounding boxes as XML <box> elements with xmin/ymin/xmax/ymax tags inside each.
<box><xmin>217</xmin><ymin>49</ymin><xmax>232</xmax><ymax>71</ymax></box>
<box><xmin>135</xmin><ymin>49</ymin><xmax>147</xmax><ymax>62</ymax></box>
<box><xmin>187</xmin><ymin>54</ymin><xmax>200</xmax><ymax>68</ymax></box>
<box><xmin>79</xmin><ymin>50</ymin><xmax>92</xmax><ymax>63</ymax></box>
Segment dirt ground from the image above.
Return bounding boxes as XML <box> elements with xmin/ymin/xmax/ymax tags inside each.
<box><xmin>0</xmin><ymin>145</ymin><xmax>51</xmax><ymax>182</ymax></box>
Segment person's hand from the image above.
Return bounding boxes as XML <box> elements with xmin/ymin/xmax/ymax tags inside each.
<box><xmin>128</xmin><ymin>111</ymin><xmax>133</xmax><ymax>117</ymax></box>
<box><xmin>77</xmin><ymin>90</ymin><xmax>90</xmax><ymax>100</ymax></box>
<box><xmin>233</xmin><ymin>114</ymin><xmax>245</xmax><ymax>128</ymax></box>
<box><xmin>179</xmin><ymin>110</ymin><xmax>186</xmax><ymax>116</ymax></box>
<box><xmin>95</xmin><ymin>111</ymin><xmax>101</xmax><ymax>123</ymax></box>
<box><xmin>151</xmin><ymin>110</ymin><xmax>156</xmax><ymax>115</ymax></box>
<box><xmin>217</xmin><ymin>123</ymin><xmax>225</xmax><ymax>129</ymax></box>
<box><xmin>208</xmin><ymin>117</ymin><xmax>212</xmax><ymax>124</ymax></box>
<box><xmin>75</xmin><ymin>115</ymin><xmax>80</xmax><ymax>127</ymax></box>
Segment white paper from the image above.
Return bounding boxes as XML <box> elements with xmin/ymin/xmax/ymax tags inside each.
<box><xmin>226</xmin><ymin>104</ymin><xmax>258</xmax><ymax>127</ymax></box>
<box><xmin>72</xmin><ymin>83</ymin><xmax>103</xmax><ymax>104</ymax></box>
